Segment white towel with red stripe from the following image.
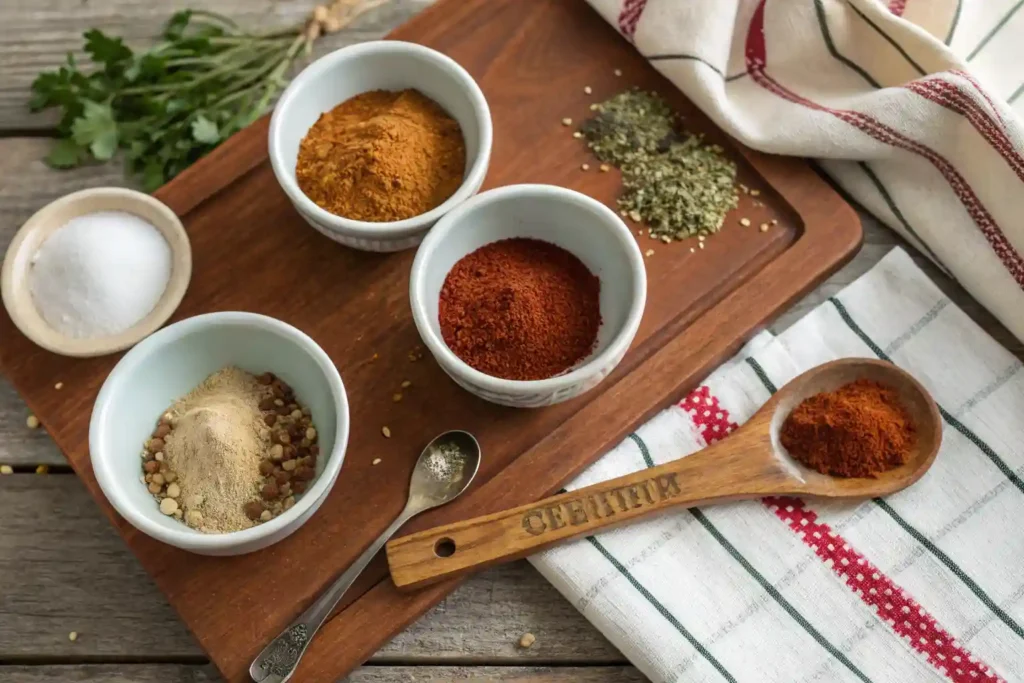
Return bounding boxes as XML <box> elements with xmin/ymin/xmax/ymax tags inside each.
<box><xmin>583</xmin><ymin>0</ymin><xmax>1024</xmax><ymax>344</ymax></box>
<box><xmin>530</xmin><ymin>248</ymin><xmax>1024</xmax><ymax>682</ymax></box>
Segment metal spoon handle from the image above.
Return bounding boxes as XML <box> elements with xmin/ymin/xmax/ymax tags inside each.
<box><xmin>249</xmin><ymin>506</ymin><xmax>415</xmax><ymax>683</ymax></box>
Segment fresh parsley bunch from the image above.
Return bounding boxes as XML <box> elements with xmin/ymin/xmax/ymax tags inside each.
<box><xmin>30</xmin><ymin>10</ymin><xmax>306</xmax><ymax>190</ymax></box>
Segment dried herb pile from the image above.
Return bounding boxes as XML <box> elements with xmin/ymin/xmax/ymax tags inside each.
<box><xmin>580</xmin><ymin>89</ymin><xmax>738</xmax><ymax>241</ymax></box>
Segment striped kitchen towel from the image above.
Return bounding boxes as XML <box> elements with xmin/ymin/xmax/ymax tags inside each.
<box><xmin>530</xmin><ymin>248</ymin><xmax>1024</xmax><ymax>682</ymax></box>
<box><xmin>585</xmin><ymin>0</ymin><xmax>1024</xmax><ymax>344</ymax></box>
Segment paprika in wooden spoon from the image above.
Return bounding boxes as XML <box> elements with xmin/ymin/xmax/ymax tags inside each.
<box><xmin>385</xmin><ymin>358</ymin><xmax>942</xmax><ymax>591</ymax></box>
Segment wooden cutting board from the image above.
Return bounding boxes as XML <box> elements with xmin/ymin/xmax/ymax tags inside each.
<box><xmin>0</xmin><ymin>0</ymin><xmax>861</xmax><ymax>681</ymax></box>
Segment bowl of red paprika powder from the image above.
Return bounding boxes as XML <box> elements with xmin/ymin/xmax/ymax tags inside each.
<box><xmin>410</xmin><ymin>185</ymin><xmax>646</xmax><ymax>408</ymax></box>
<box><xmin>269</xmin><ymin>41</ymin><xmax>492</xmax><ymax>252</ymax></box>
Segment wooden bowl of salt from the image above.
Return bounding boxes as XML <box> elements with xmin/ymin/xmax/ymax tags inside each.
<box><xmin>1</xmin><ymin>187</ymin><xmax>191</xmax><ymax>357</ymax></box>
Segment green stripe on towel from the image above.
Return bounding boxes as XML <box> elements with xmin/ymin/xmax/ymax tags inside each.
<box><xmin>586</xmin><ymin>536</ymin><xmax>738</xmax><ymax>683</ymax></box>
<box><xmin>827</xmin><ymin>296</ymin><xmax>1024</xmax><ymax>497</ymax></box>
<box><xmin>630</xmin><ymin>431</ymin><xmax>873</xmax><ymax>682</ymax></box>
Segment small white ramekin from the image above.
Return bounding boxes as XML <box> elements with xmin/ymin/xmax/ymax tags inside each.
<box><xmin>409</xmin><ymin>185</ymin><xmax>647</xmax><ymax>408</ymax></box>
<box><xmin>268</xmin><ymin>40</ymin><xmax>493</xmax><ymax>252</ymax></box>
<box><xmin>90</xmin><ymin>312</ymin><xmax>349</xmax><ymax>556</ymax></box>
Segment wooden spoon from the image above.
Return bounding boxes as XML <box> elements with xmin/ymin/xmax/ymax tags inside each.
<box><xmin>385</xmin><ymin>358</ymin><xmax>942</xmax><ymax>591</ymax></box>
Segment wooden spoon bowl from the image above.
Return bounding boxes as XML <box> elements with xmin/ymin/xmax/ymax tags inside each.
<box><xmin>386</xmin><ymin>358</ymin><xmax>942</xmax><ymax>591</ymax></box>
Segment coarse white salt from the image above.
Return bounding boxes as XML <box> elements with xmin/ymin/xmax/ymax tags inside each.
<box><xmin>29</xmin><ymin>211</ymin><xmax>172</xmax><ymax>339</ymax></box>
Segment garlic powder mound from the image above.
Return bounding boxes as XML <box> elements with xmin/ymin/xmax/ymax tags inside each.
<box><xmin>163</xmin><ymin>367</ymin><xmax>272</xmax><ymax>533</ymax></box>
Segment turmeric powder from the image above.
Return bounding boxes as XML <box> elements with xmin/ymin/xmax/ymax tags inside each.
<box><xmin>296</xmin><ymin>89</ymin><xmax>465</xmax><ymax>222</ymax></box>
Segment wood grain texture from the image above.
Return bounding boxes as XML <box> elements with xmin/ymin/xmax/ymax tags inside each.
<box><xmin>0</xmin><ymin>1</ymin><xmax>860</xmax><ymax>681</ymax></box>
<box><xmin>0</xmin><ymin>0</ymin><xmax>433</xmax><ymax>131</ymax></box>
<box><xmin>0</xmin><ymin>474</ymin><xmax>622</xmax><ymax>662</ymax></box>
<box><xmin>0</xmin><ymin>665</ymin><xmax>646</xmax><ymax>682</ymax></box>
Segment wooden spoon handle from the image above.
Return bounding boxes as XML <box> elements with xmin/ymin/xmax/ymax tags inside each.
<box><xmin>386</xmin><ymin>431</ymin><xmax>793</xmax><ymax>591</ymax></box>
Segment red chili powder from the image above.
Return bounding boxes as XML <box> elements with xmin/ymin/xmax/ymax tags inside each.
<box><xmin>438</xmin><ymin>238</ymin><xmax>601</xmax><ymax>381</ymax></box>
<box><xmin>780</xmin><ymin>379</ymin><xmax>917</xmax><ymax>478</ymax></box>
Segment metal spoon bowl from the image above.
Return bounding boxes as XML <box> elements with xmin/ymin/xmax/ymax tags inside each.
<box><xmin>249</xmin><ymin>430</ymin><xmax>481</xmax><ymax>683</ymax></box>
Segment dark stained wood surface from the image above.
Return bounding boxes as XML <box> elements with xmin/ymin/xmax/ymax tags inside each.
<box><xmin>0</xmin><ymin>1</ymin><xmax>860</xmax><ymax>681</ymax></box>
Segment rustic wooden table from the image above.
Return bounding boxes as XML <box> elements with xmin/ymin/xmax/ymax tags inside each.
<box><xmin>2</xmin><ymin>2</ymin><xmax>1021</xmax><ymax>682</ymax></box>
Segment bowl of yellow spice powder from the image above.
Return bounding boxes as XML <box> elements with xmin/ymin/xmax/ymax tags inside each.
<box><xmin>269</xmin><ymin>40</ymin><xmax>492</xmax><ymax>252</ymax></box>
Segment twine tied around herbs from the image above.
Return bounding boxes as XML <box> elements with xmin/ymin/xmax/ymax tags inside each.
<box><xmin>301</xmin><ymin>0</ymin><xmax>391</xmax><ymax>44</ymax></box>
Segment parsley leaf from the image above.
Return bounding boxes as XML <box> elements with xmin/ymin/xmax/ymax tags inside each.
<box><xmin>46</xmin><ymin>139</ymin><xmax>87</xmax><ymax>169</ymax></box>
<box><xmin>191</xmin><ymin>115</ymin><xmax>220</xmax><ymax>144</ymax></box>
<box><xmin>71</xmin><ymin>100</ymin><xmax>119</xmax><ymax>160</ymax></box>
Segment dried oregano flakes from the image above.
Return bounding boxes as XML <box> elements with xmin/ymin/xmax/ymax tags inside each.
<box><xmin>579</xmin><ymin>89</ymin><xmax>738</xmax><ymax>241</ymax></box>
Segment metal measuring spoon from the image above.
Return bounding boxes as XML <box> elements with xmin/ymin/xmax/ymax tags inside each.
<box><xmin>249</xmin><ymin>430</ymin><xmax>481</xmax><ymax>683</ymax></box>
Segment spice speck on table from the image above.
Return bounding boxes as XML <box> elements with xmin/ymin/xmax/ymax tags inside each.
<box><xmin>781</xmin><ymin>379</ymin><xmax>916</xmax><ymax>478</ymax></box>
<box><xmin>439</xmin><ymin>238</ymin><xmax>601</xmax><ymax>381</ymax></box>
<box><xmin>26</xmin><ymin>414</ymin><xmax>39</xmax><ymax>429</ymax></box>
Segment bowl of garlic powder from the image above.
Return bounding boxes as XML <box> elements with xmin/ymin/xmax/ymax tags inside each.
<box><xmin>89</xmin><ymin>311</ymin><xmax>349</xmax><ymax>556</ymax></box>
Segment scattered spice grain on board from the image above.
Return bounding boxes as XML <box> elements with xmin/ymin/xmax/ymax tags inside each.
<box><xmin>296</xmin><ymin>89</ymin><xmax>465</xmax><ymax>222</ymax></box>
<box><xmin>26</xmin><ymin>415</ymin><xmax>39</xmax><ymax>429</ymax></box>
<box><xmin>519</xmin><ymin>632</ymin><xmax>536</xmax><ymax>648</ymax></box>
<box><xmin>139</xmin><ymin>367</ymin><xmax>321</xmax><ymax>532</ymax></box>
<box><xmin>781</xmin><ymin>379</ymin><xmax>916</xmax><ymax>478</ymax></box>
<box><xmin>0</xmin><ymin>465</ymin><xmax>12</xmax><ymax>475</ymax></box>
<box><xmin>438</xmin><ymin>238</ymin><xmax>601</xmax><ymax>381</ymax></box>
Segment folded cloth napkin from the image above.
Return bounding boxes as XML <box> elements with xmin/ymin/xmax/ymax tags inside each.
<box><xmin>530</xmin><ymin>248</ymin><xmax>1024</xmax><ymax>682</ymax></box>
<box><xmin>584</xmin><ymin>0</ymin><xmax>1024</xmax><ymax>343</ymax></box>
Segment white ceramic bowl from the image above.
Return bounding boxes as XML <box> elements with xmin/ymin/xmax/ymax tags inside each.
<box><xmin>269</xmin><ymin>40</ymin><xmax>493</xmax><ymax>252</ymax></box>
<box><xmin>90</xmin><ymin>312</ymin><xmax>349</xmax><ymax>556</ymax></box>
<box><xmin>410</xmin><ymin>185</ymin><xmax>647</xmax><ymax>408</ymax></box>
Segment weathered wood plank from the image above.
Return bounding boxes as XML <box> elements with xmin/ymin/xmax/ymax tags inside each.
<box><xmin>0</xmin><ymin>0</ymin><xmax>433</xmax><ymax>131</ymax></box>
<box><xmin>0</xmin><ymin>474</ymin><xmax>623</xmax><ymax>662</ymax></box>
<box><xmin>0</xmin><ymin>665</ymin><xmax>647</xmax><ymax>682</ymax></box>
